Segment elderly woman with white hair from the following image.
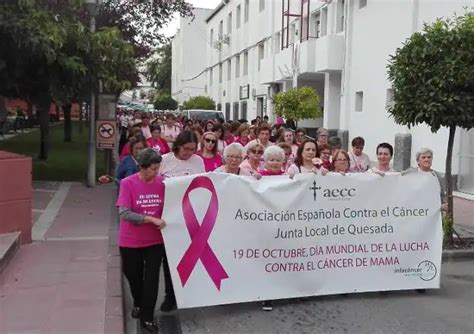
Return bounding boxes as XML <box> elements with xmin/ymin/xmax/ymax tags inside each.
<box><xmin>403</xmin><ymin>147</ymin><xmax>447</xmax><ymax>209</ymax></box>
<box><xmin>259</xmin><ymin>146</ymin><xmax>286</xmax><ymax>176</ymax></box>
<box><xmin>214</xmin><ymin>143</ymin><xmax>250</xmax><ymax>175</ymax></box>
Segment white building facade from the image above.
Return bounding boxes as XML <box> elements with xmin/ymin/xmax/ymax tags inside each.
<box><xmin>172</xmin><ymin>0</ymin><xmax>473</xmax><ymax>193</ymax></box>
<box><xmin>172</xmin><ymin>7</ymin><xmax>213</xmax><ymax>105</ymax></box>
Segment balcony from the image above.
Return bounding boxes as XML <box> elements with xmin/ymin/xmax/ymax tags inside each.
<box><xmin>299</xmin><ymin>34</ymin><xmax>344</xmax><ymax>73</ymax></box>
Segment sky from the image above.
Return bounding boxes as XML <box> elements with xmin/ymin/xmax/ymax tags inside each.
<box><xmin>160</xmin><ymin>0</ymin><xmax>222</xmax><ymax>37</ymax></box>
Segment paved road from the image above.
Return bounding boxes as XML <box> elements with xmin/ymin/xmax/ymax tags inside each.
<box><xmin>142</xmin><ymin>260</ymin><xmax>473</xmax><ymax>334</ymax></box>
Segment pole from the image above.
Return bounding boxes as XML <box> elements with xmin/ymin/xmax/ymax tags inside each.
<box><xmin>87</xmin><ymin>14</ymin><xmax>96</xmax><ymax>187</ymax></box>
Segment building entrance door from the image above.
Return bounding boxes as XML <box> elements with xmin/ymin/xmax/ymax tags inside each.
<box><xmin>256</xmin><ymin>97</ymin><xmax>264</xmax><ymax>117</ymax></box>
<box><xmin>458</xmin><ymin>128</ymin><xmax>474</xmax><ymax>194</ymax></box>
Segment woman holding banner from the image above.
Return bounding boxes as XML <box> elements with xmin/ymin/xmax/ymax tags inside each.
<box><xmin>369</xmin><ymin>142</ymin><xmax>395</xmax><ymax>176</ymax></box>
<box><xmin>259</xmin><ymin>146</ymin><xmax>286</xmax><ymax>176</ymax></box>
<box><xmin>240</xmin><ymin>141</ymin><xmax>265</xmax><ymax>175</ymax></box>
<box><xmin>116</xmin><ymin>148</ymin><xmax>166</xmax><ymax>332</ymax></box>
<box><xmin>158</xmin><ymin>130</ymin><xmax>205</xmax><ymax>313</ymax></box>
<box><xmin>214</xmin><ymin>143</ymin><xmax>249</xmax><ymax>175</ymax></box>
<box><xmin>287</xmin><ymin>139</ymin><xmax>327</xmax><ymax>177</ymax></box>
<box><xmin>331</xmin><ymin>150</ymin><xmax>351</xmax><ymax>175</ymax></box>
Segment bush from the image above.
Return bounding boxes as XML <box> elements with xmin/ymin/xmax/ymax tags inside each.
<box><xmin>273</xmin><ymin>86</ymin><xmax>322</xmax><ymax>121</ymax></box>
<box><xmin>154</xmin><ymin>94</ymin><xmax>178</xmax><ymax>111</ymax></box>
<box><xmin>183</xmin><ymin>96</ymin><xmax>216</xmax><ymax>110</ymax></box>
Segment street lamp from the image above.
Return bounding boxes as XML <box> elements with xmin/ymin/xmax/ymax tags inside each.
<box><xmin>85</xmin><ymin>0</ymin><xmax>102</xmax><ymax>187</ymax></box>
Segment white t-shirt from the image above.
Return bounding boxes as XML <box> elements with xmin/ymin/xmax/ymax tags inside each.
<box><xmin>348</xmin><ymin>152</ymin><xmax>371</xmax><ymax>172</ymax></box>
<box><xmin>159</xmin><ymin>153</ymin><xmax>205</xmax><ymax>178</ymax></box>
<box><xmin>141</xmin><ymin>125</ymin><xmax>152</xmax><ymax>139</ymax></box>
<box><xmin>162</xmin><ymin>125</ymin><xmax>181</xmax><ymax>142</ymax></box>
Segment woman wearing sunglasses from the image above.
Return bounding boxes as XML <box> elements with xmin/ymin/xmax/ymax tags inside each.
<box><xmin>214</xmin><ymin>143</ymin><xmax>250</xmax><ymax>175</ymax></box>
<box><xmin>197</xmin><ymin>132</ymin><xmax>224</xmax><ymax>172</ymax></box>
<box><xmin>240</xmin><ymin>141</ymin><xmax>264</xmax><ymax>176</ymax></box>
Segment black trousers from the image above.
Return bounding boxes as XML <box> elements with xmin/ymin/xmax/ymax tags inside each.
<box><xmin>162</xmin><ymin>251</ymin><xmax>176</xmax><ymax>301</ymax></box>
<box><xmin>120</xmin><ymin>244</ymin><xmax>164</xmax><ymax>322</ymax></box>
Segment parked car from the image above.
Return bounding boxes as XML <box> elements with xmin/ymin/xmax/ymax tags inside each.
<box><xmin>184</xmin><ymin>109</ymin><xmax>225</xmax><ymax>122</ymax></box>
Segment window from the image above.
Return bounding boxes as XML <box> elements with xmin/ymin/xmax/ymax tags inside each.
<box><xmin>321</xmin><ymin>8</ymin><xmax>328</xmax><ymax>37</ymax></box>
<box><xmin>355</xmin><ymin>91</ymin><xmax>363</xmax><ymax>112</ymax></box>
<box><xmin>227</xmin><ymin>60</ymin><xmax>232</xmax><ymax>81</ymax></box>
<box><xmin>336</xmin><ymin>0</ymin><xmax>345</xmax><ymax>33</ymax></box>
<box><xmin>386</xmin><ymin>88</ymin><xmax>394</xmax><ymax>110</ymax></box>
<box><xmin>233</xmin><ymin>102</ymin><xmax>239</xmax><ymax>120</ymax></box>
<box><xmin>244</xmin><ymin>0</ymin><xmax>249</xmax><ymax>22</ymax></box>
<box><xmin>359</xmin><ymin>0</ymin><xmax>367</xmax><ymax>8</ymax></box>
<box><xmin>236</xmin><ymin>5</ymin><xmax>241</xmax><ymax>29</ymax></box>
<box><xmin>219</xmin><ymin>63</ymin><xmax>223</xmax><ymax>83</ymax></box>
<box><xmin>225</xmin><ymin>103</ymin><xmax>231</xmax><ymax>121</ymax></box>
<box><xmin>243</xmin><ymin>52</ymin><xmax>248</xmax><ymax>76</ymax></box>
<box><xmin>289</xmin><ymin>23</ymin><xmax>296</xmax><ymax>45</ymax></box>
<box><xmin>227</xmin><ymin>12</ymin><xmax>232</xmax><ymax>35</ymax></box>
<box><xmin>210</xmin><ymin>28</ymin><xmax>214</xmax><ymax>44</ymax></box>
<box><xmin>235</xmin><ymin>55</ymin><xmax>240</xmax><ymax>78</ymax></box>
<box><xmin>219</xmin><ymin>20</ymin><xmax>223</xmax><ymax>38</ymax></box>
<box><xmin>209</xmin><ymin>68</ymin><xmax>213</xmax><ymax>86</ymax></box>
<box><xmin>313</xmin><ymin>13</ymin><xmax>321</xmax><ymax>38</ymax></box>
<box><xmin>258</xmin><ymin>43</ymin><xmax>264</xmax><ymax>71</ymax></box>
<box><xmin>274</xmin><ymin>32</ymin><xmax>281</xmax><ymax>53</ymax></box>
<box><xmin>259</xmin><ymin>0</ymin><xmax>265</xmax><ymax>12</ymax></box>
<box><xmin>240</xmin><ymin>101</ymin><xmax>248</xmax><ymax>120</ymax></box>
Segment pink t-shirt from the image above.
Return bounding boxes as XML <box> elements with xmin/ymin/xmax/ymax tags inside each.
<box><xmin>116</xmin><ymin>174</ymin><xmax>165</xmax><ymax>248</ymax></box>
<box><xmin>197</xmin><ymin>152</ymin><xmax>223</xmax><ymax>172</ymax></box>
<box><xmin>239</xmin><ymin>159</ymin><xmax>263</xmax><ymax>176</ymax></box>
<box><xmin>224</xmin><ymin>135</ymin><xmax>235</xmax><ymax>145</ymax></box>
<box><xmin>120</xmin><ymin>145</ymin><xmax>129</xmax><ymax>160</ymax></box>
<box><xmin>235</xmin><ymin>137</ymin><xmax>249</xmax><ymax>147</ymax></box>
<box><xmin>159</xmin><ymin>153</ymin><xmax>205</xmax><ymax>178</ymax></box>
<box><xmin>147</xmin><ymin>137</ymin><xmax>170</xmax><ymax>155</ymax></box>
<box><xmin>260</xmin><ymin>169</ymin><xmax>284</xmax><ymax>176</ymax></box>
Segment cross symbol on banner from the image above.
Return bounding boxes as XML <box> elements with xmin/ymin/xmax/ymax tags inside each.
<box><xmin>309</xmin><ymin>180</ymin><xmax>321</xmax><ymax>202</ymax></box>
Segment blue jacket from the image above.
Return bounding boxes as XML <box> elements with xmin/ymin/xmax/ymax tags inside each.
<box><xmin>116</xmin><ymin>155</ymin><xmax>139</xmax><ymax>184</ymax></box>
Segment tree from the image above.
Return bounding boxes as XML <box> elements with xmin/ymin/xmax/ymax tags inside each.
<box><xmin>147</xmin><ymin>43</ymin><xmax>172</xmax><ymax>93</ymax></box>
<box><xmin>154</xmin><ymin>94</ymin><xmax>178</xmax><ymax>111</ymax></box>
<box><xmin>387</xmin><ymin>12</ymin><xmax>474</xmax><ymax>245</ymax></box>
<box><xmin>98</xmin><ymin>0</ymin><xmax>193</xmax><ymax>59</ymax></box>
<box><xmin>183</xmin><ymin>96</ymin><xmax>216</xmax><ymax>110</ymax></box>
<box><xmin>273</xmin><ymin>86</ymin><xmax>322</xmax><ymax>121</ymax></box>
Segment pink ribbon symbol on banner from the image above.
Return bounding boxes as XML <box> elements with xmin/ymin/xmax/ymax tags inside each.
<box><xmin>177</xmin><ymin>176</ymin><xmax>229</xmax><ymax>290</ymax></box>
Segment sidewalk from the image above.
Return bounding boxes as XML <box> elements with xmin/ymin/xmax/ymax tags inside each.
<box><xmin>0</xmin><ymin>182</ymin><xmax>122</xmax><ymax>333</ymax></box>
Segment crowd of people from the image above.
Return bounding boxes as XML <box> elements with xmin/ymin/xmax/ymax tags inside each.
<box><xmin>114</xmin><ymin>110</ymin><xmax>446</xmax><ymax>332</ymax></box>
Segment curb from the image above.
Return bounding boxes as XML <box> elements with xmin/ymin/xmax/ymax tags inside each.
<box><xmin>442</xmin><ymin>249</ymin><xmax>474</xmax><ymax>262</ymax></box>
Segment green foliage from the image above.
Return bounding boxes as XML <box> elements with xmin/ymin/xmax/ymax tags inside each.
<box><xmin>183</xmin><ymin>96</ymin><xmax>216</xmax><ymax>110</ymax></box>
<box><xmin>0</xmin><ymin>122</ymin><xmax>106</xmax><ymax>181</ymax></box>
<box><xmin>154</xmin><ymin>94</ymin><xmax>178</xmax><ymax>111</ymax></box>
<box><xmin>147</xmin><ymin>43</ymin><xmax>172</xmax><ymax>93</ymax></box>
<box><xmin>387</xmin><ymin>12</ymin><xmax>474</xmax><ymax>132</ymax></box>
<box><xmin>273</xmin><ymin>86</ymin><xmax>322</xmax><ymax>121</ymax></box>
<box><xmin>442</xmin><ymin>215</ymin><xmax>454</xmax><ymax>246</ymax></box>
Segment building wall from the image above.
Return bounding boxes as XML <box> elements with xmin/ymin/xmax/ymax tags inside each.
<box><xmin>344</xmin><ymin>0</ymin><xmax>471</xmax><ymax>171</ymax></box>
<box><xmin>172</xmin><ymin>8</ymin><xmax>212</xmax><ymax>105</ymax></box>
<box><xmin>173</xmin><ymin>0</ymin><xmax>472</xmax><ymax>173</ymax></box>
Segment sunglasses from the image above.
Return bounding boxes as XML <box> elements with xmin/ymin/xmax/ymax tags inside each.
<box><xmin>250</xmin><ymin>149</ymin><xmax>264</xmax><ymax>155</ymax></box>
<box><xmin>204</xmin><ymin>138</ymin><xmax>217</xmax><ymax>144</ymax></box>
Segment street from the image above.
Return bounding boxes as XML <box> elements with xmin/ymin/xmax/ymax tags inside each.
<box><xmin>136</xmin><ymin>260</ymin><xmax>474</xmax><ymax>334</ymax></box>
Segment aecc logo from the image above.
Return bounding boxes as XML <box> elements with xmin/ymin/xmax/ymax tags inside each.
<box><xmin>309</xmin><ymin>180</ymin><xmax>356</xmax><ymax>202</ymax></box>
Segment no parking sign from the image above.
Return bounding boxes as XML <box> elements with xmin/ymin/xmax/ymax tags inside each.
<box><xmin>96</xmin><ymin>120</ymin><xmax>116</xmax><ymax>149</ymax></box>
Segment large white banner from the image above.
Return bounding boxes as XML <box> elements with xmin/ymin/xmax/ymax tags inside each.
<box><xmin>162</xmin><ymin>173</ymin><xmax>443</xmax><ymax>309</ymax></box>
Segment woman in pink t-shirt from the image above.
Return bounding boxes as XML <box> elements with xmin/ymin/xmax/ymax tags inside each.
<box><xmin>116</xmin><ymin>148</ymin><xmax>166</xmax><ymax>332</ymax></box>
<box><xmin>259</xmin><ymin>145</ymin><xmax>286</xmax><ymax>176</ymax></box>
<box><xmin>147</xmin><ymin>125</ymin><xmax>170</xmax><ymax>156</ymax></box>
<box><xmin>196</xmin><ymin>132</ymin><xmax>223</xmax><ymax>172</ymax></box>
<box><xmin>239</xmin><ymin>141</ymin><xmax>264</xmax><ymax>176</ymax></box>
<box><xmin>287</xmin><ymin>139</ymin><xmax>328</xmax><ymax>177</ymax></box>
<box><xmin>157</xmin><ymin>130</ymin><xmax>205</xmax><ymax>312</ymax></box>
<box><xmin>235</xmin><ymin>124</ymin><xmax>250</xmax><ymax>147</ymax></box>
